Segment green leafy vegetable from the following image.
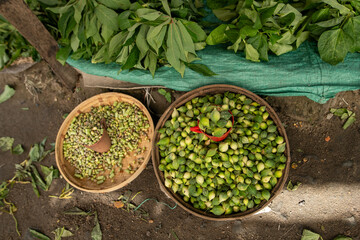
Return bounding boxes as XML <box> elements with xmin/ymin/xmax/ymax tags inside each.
<box><xmin>0</xmin><ymin>85</ymin><xmax>15</xmax><ymax>104</ymax></box>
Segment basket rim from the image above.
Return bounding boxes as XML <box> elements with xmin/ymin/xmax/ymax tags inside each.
<box><xmin>151</xmin><ymin>84</ymin><xmax>291</xmax><ymax>221</ymax></box>
<box><xmin>55</xmin><ymin>92</ymin><xmax>154</xmax><ymax>193</ymax></box>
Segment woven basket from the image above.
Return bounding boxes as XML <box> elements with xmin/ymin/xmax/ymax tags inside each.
<box><xmin>152</xmin><ymin>85</ymin><xmax>290</xmax><ymax>221</ymax></box>
<box><xmin>55</xmin><ymin>92</ymin><xmax>154</xmax><ymax>193</ymax></box>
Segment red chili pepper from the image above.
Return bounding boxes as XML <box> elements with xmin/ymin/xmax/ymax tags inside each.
<box><xmin>190</xmin><ymin>110</ymin><xmax>234</xmax><ymax>142</ymax></box>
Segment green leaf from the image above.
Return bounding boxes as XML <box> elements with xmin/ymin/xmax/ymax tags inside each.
<box><xmin>245</xmin><ymin>43</ymin><xmax>260</xmax><ymax>62</ymax></box>
<box><xmin>41</xmin><ymin>165</ymin><xmax>59</xmax><ymax>188</ymax></box>
<box><xmin>120</xmin><ymin>46</ymin><xmax>140</xmax><ymax>71</ymax></box>
<box><xmin>165</xmin><ymin>22</ymin><xmax>184</xmax><ymax>76</ymax></box>
<box><xmin>29</xmin><ymin>144</ymin><xmax>40</xmax><ymax>162</ymax></box>
<box><xmin>180</xmin><ymin>20</ymin><xmax>207</xmax><ymax>42</ymax></box>
<box><xmin>315</xmin><ymin>16</ymin><xmax>345</xmax><ymax>28</ymax></box>
<box><xmin>165</xmin><ymin>92</ymin><xmax>172</xmax><ymax>103</ymax></box>
<box><xmin>301</xmin><ymin>229</ymin><xmax>323</xmax><ymax>240</ymax></box>
<box><xmin>318</xmin><ymin>28</ymin><xmax>352</xmax><ymax>65</ymax></box>
<box><xmin>269</xmin><ymin>43</ymin><xmax>293</xmax><ymax>56</ymax></box>
<box><xmin>206</xmin><ymin>24</ymin><xmax>229</xmax><ymax>45</ymax></box>
<box><xmin>109</xmin><ymin>32</ymin><xmax>127</xmax><ymax>57</ymax></box>
<box><xmin>343</xmin><ymin>16</ymin><xmax>360</xmax><ymax>52</ymax></box>
<box><xmin>161</xmin><ymin>0</ymin><xmax>172</xmax><ymax>16</ymax></box>
<box><xmin>97</xmin><ymin>0</ymin><xmax>130</xmax><ymax>10</ymax></box>
<box><xmin>147</xmin><ymin>20</ymin><xmax>169</xmax><ymax>54</ymax></box>
<box><xmin>58</xmin><ymin>8</ymin><xmax>74</xmax><ymax>37</ymax></box>
<box><xmin>11</xmin><ymin>144</ymin><xmax>24</xmax><ymax>155</ymax></box>
<box><xmin>64</xmin><ymin>207</ymin><xmax>93</xmax><ymax>216</ymax></box>
<box><xmin>53</xmin><ymin>227</ymin><xmax>73</xmax><ymax>240</ymax></box>
<box><xmin>213</xmin><ymin>8</ymin><xmax>237</xmax><ymax>22</ymax></box>
<box><xmin>296</xmin><ymin>31</ymin><xmax>310</xmax><ymax>48</ymax></box>
<box><xmin>73</xmin><ymin>0</ymin><xmax>86</xmax><ymax>24</ymax></box>
<box><xmin>321</xmin><ymin>0</ymin><xmax>351</xmax><ymax>15</ymax></box>
<box><xmin>56</xmin><ymin>46</ymin><xmax>72</xmax><ymax>65</ymax></box>
<box><xmin>177</xmin><ymin>20</ymin><xmax>196</xmax><ymax>56</ymax></box>
<box><xmin>343</xmin><ymin>115</ymin><xmax>356</xmax><ymax>130</ymax></box>
<box><xmin>30</xmin><ymin>174</ymin><xmax>40</xmax><ymax>197</ymax></box>
<box><xmin>0</xmin><ymin>85</ymin><xmax>15</xmax><ymax>104</ymax></box>
<box><xmin>91</xmin><ymin>213</ymin><xmax>102</xmax><ymax>240</ymax></box>
<box><xmin>136</xmin><ymin>25</ymin><xmax>150</xmax><ymax>59</ymax></box>
<box><xmin>333</xmin><ymin>235</ymin><xmax>352</xmax><ymax>240</ymax></box>
<box><xmin>101</xmin><ymin>24</ymin><xmax>114</xmax><ymax>43</ymax></box>
<box><xmin>158</xmin><ymin>88</ymin><xmax>167</xmax><ymax>96</ymax></box>
<box><xmin>29</xmin><ymin>229</ymin><xmax>51</xmax><ymax>240</ymax></box>
<box><xmin>277</xmin><ymin>31</ymin><xmax>297</xmax><ymax>45</ymax></box>
<box><xmin>31</xmin><ymin>165</ymin><xmax>48</xmax><ymax>191</ymax></box>
<box><xmin>311</xmin><ymin>8</ymin><xmax>330</xmax><ymax>23</ymax></box>
<box><xmin>187</xmin><ymin>63</ymin><xmax>216</xmax><ymax>76</ymax></box>
<box><xmin>95</xmin><ymin>4</ymin><xmax>119</xmax><ymax>31</ymax></box>
<box><xmin>148</xmin><ymin>51</ymin><xmax>157</xmax><ymax>77</ymax></box>
<box><xmin>0</xmin><ymin>137</ymin><xmax>14</xmax><ymax>151</ymax></box>
<box><xmin>118</xmin><ymin>11</ymin><xmax>131</xmax><ymax>30</ymax></box>
<box><xmin>240</xmin><ymin>26</ymin><xmax>258</xmax><ymax>39</ymax></box>
<box><xmin>136</xmin><ymin>8</ymin><xmax>162</xmax><ymax>21</ymax></box>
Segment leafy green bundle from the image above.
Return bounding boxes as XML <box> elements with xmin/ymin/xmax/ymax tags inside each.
<box><xmin>300</xmin><ymin>0</ymin><xmax>360</xmax><ymax>65</ymax></box>
<box><xmin>49</xmin><ymin>0</ymin><xmax>215</xmax><ymax>77</ymax></box>
<box><xmin>0</xmin><ymin>16</ymin><xmax>40</xmax><ymax>70</ymax></box>
<box><xmin>206</xmin><ymin>0</ymin><xmax>360</xmax><ymax>65</ymax></box>
<box><xmin>206</xmin><ymin>0</ymin><xmax>309</xmax><ymax>62</ymax></box>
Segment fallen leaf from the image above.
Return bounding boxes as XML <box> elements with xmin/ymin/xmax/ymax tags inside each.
<box><xmin>113</xmin><ymin>201</ymin><xmax>124</xmax><ymax>208</ymax></box>
<box><xmin>63</xmin><ymin>207</ymin><xmax>93</xmax><ymax>216</ymax></box>
<box><xmin>333</xmin><ymin>235</ymin><xmax>353</xmax><ymax>240</ymax></box>
<box><xmin>11</xmin><ymin>144</ymin><xmax>24</xmax><ymax>155</ymax></box>
<box><xmin>287</xmin><ymin>180</ymin><xmax>301</xmax><ymax>191</ymax></box>
<box><xmin>301</xmin><ymin>229</ymin><xmax>323</xmax><ymax>240</ymax></box>
<box><xmin>91</xmin><ymin>212</ymin><xmax>102</xmax><ymax>240</ymax></box>
<box><xmin>0</xmin><ymin>85</ymin><xmax>15</xmax><ymax>104</ymax></box>
<box><xmin>0</xmin><ymin>137</ymin><xmax>14</xmax><ymax>151</ymax></box>
<box><xmin>325</xmin><ymin>136</ymin><xmax>331</xmax><ymax>142</ymax></box>
<box><xmin>29</xmin><ymin>228</ymin><xmax>51</xmax><ymax>240</ymax></box>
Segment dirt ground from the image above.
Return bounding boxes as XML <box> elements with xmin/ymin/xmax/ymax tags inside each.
<box><xmin>0</xmin><ymin>62</ymin><xmax>359</xmax><ymax>240</ymax></box>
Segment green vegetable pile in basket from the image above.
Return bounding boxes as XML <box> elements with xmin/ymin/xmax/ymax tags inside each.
<box><xmin>63</xmin><ymin>102</ymin><xmax>150</xmax><ymax>184</ymax></box>
<box><xmin>157</xmin><ymin>92</ymin><xmax>286</xmax><ymax>215</ymax></box>
<box><xmin>49</xmin><ymin>0</ymin><xmax>214</xmax><ymax>77</ymax></box>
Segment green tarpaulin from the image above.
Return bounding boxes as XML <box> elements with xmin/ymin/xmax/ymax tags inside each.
<box><xmin>67</xmin><ymin>41</ymin><xmax>360</xmax><ymax>103</ymax></box>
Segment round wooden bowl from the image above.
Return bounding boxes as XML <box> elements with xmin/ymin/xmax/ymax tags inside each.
<box><xmin>152</xmin><ymin>84</ymin><xmax>291</xmax><ymax>221</ymax></box>
<box><xmin>56</xmin><ymin>92</ymin><xmax>154</xmax><ymax>193</ymax></box>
